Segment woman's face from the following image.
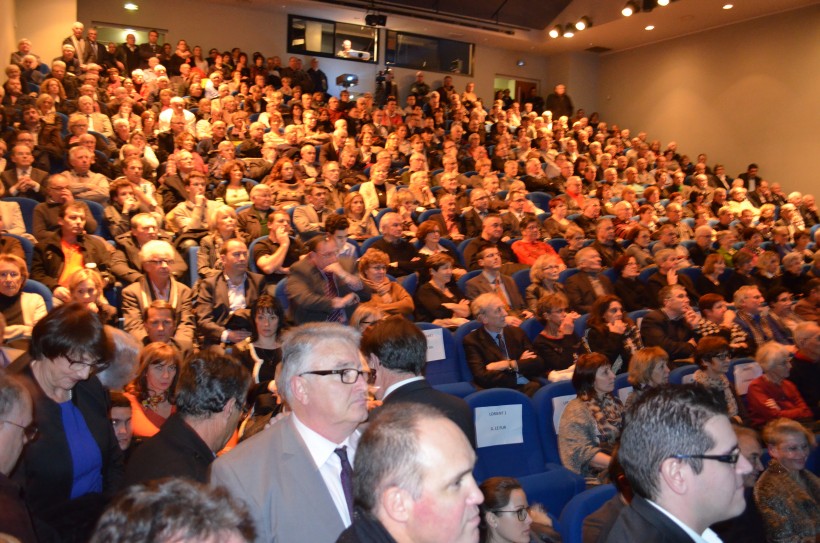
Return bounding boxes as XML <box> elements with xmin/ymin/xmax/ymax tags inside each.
<box><xmin>230</xmin><ymin>166</ymin><xmax>244</xmax><ymax>182</ymax></box>
<box><xmin>649</xmin><ymin>362</ymin><xmax>670</xmax><ymax>386</ymax></box>
<box><xmin>770</xmin><ymin>433</ymin><xmax>810</xmax><ymax>472</ymax></box>
<box><xmin>622</xmin><ymin>257</ymin><xmax>639</xmax><ymax>279</ymax></box>
<box><xmin>219</xmin><ymin>213</ymin><xmax>237</xmax><ymax>232</ymax></box>
<box><xmin>71</xmin><ymin>279</ymin><xmax>98</xmax><ymax>305</ymax></box>
<box><xmin>350</xmin><ymin>197</ymin><xmax>364</xmax><ymax>215</ymax></box>
<box><xmin>539</xmin><ymin>259</ymin><xmax>561</xmax><ymax>283</ymax></box>
<box><xmin>0</xmin><ymin>262</ymin><xmax>23</xmax><ymax>296</ymax></box>
<box><xmin>47</xmin><ymin>80</ymin><xmax>59</xmax><ymax>94</ymax></box>
<box><xmin>488</xmin><ymin>488</ymin><xmax>532</xmax><ymax>543</ymax></box>
<box><xmin>365</xmin><ymin>262</ymin><xmax>388</xmax><ymax>283</ymax></box>
<box><xmin>552</xmin><ymin>202</ymin><xmax>567</xmax><ymax>218</ymax></box>
<box><xmin>146</xmin><ymin>360</ymin><xmax>177</xmax><ymax>394</ymax></box>
<box><xmin>120</xmin><ymin>102</ymin><xmax>132</xmax><ymax>115</ymax></box>
<box><xmin>712</xmin><ymin>260</ymin><xmax>726</xmax><ymax>276</ymax></box>
<box><xmin>281</xmin><ymin>162</ymin><xmax>294</xmax><ymax>180</ymax></box>
<box><xmin>255</xmin><ymin>310</ymin><xmax>279</xmax><ymax>339</ymax></box>
<box><xmin>705</xmin><ymin>351</ymin><xmax>731</xmax><ymax>376</ymax></box>
<box><xmin>545</xmin><ymin>306</ymin><xmax>567</xmax><ymax>327</ymax></box>
<box><xmin>635</xmin><ymin>229</ymin><xmax>651</xmax><ymax>248</ymax></box>
<box><xmin>522</xmin><ymin>222</ymin><xmax>540</xmax><ymax>242</ymax></box>
<box><xmin>593</xmin><ymin>364</ymin><xmax>616</xmax><ymax>395</ymax></box>
<box><xmin>181</xmin><ymin>136</ymin><xmax>194</xmax><ymax>151</ymax></box>
<box><xmin>431</xmin><ymin>263</ymin><xmax>453</xmax><ymax>284</ymax></box>
<box><xmin>604</xmin><ymin>301</ymin><xmax>623</xmax><ymax>324</ymax></box>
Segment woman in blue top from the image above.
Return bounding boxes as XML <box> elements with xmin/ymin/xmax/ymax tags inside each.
<box><xmin>12</xmin><ymin>303</ymin><xmax>123</xmax><ymax>543</ymax></box>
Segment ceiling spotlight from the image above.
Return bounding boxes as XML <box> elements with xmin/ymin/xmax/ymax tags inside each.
<box><xmin>549</xmin><ymin>25</ymin><xmax>561</xmax><ymax>38</ymax></box>
<box><xmin>575</xmin><ymin>16</ymin><xmax>592</xmax><ymax>31</ymax></box>
<box><xmin>516</xmin><ymin>59</ymin><xmax>525</xmax><ymax>67</ymax></box>
<box><xmin>124</xmin><ymin>2</ymin><xmax>139</xmax><ymax>9</ymax></box>
<box><xmin>723</xmin><ymin>3</ymin><xmax>733</xmax><ymax>8</ymax></box>
<box><xmin>645</xmin><ymin>25</ymin><xmax>655</xmax><ymax>30</ymax></box>
<box><xmin>622</xmin><ymin>1</ymin><xmax>639</xmax><ymax>16</ymax></box>
<box><xmin>657</xmin><ymin>0</ymin><xmax>670</xmax><ymax>6</ymax></box>
<box><xmin>563</xmin><ymin>24</ymin><xmax>575</xmax><ymax>38</ymax></box>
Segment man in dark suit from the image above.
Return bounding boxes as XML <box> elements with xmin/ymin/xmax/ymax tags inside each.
<box><xmin>319</xmin><ymin>128</ymin><xmax>346</xmax><ymax>165</ymax></box>
<box><xmin>430</xmin><ymin>193</ymin><xmax>467</xmax><ymax>243</ymax></box>
<box><xmin>463</xmin><ymin>188</ymin><xmax>493</xmax><ymax>239</ymax></box>
<box><xmin>737</xmin><ymin>163</ymin><xmax>762</xmax><ymax>192</ymax></box>
<box><xmin>465</xmin><ymin>246</ymin><xmax>531</xmax><ymax>321</ymax></box>
<box><xmin>500</xmin><ymin>189</ymin><xmax>537</xmax><ymax>240</ymax></box>
<box><xmin>1</xmin><ymin>143</ymin><xmax>48</xmax><ymax>201</ymax></box>
<box><xmin>605</xmin><ymin>385</ymin><xmax>753</xmax><ymax>543</ymax></box>
<box><xmin>462</xmin><ymin>293</ymin><xmax>544</xmax><ymax>396</ymax></box>
<box><xmin>138</xmin><ymin>29</ymin><xmax>163</xmax><ymax>68</ymax></box>
<box><xmin>195</xmin><ymin>239</ymin><xmax>267</xmax><ymax>347</ymax></box>
<box><xmin>362</xmin><ymin>317</ymin><xmax>476</xmax><ymax>447</ymax></box>
<box><xmin>285</xmin><ymin>235</ymin><xmax>370</xmax><ymax>324</ymax></box>
<box><xmin>462</xmin><ymin>213</ymin><xmax>519</xmax><ymax>273</ymax></box>
<box><xmin>564</xmin><ymin>247</ymin><xmax>614</xmax><ymax>314</ymax></box>
<box><xmin>124</xmin><ymin>349</ymin><xmax>250</xmax><ymax>486</ymax></box>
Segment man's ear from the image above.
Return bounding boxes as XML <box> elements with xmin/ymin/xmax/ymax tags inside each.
<box><xmin>659</xmin><ymin>457</ymin><xmax>689</xmax><ymax>496</ymax></box>
<box><xmin>380</xmin><ymin>486</ymin><xmax>413</xmax><ymax>523</ymax></box>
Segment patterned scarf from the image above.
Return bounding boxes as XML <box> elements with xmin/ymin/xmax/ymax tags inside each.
<box><xmin>581</xmin><ymin>392</ymin><xmax>624</xmax><ymax>454</ymax></box>
<box><xmin>736</xmin><ymin>310</ymin><xmax>774</xmax><ymax>347</ymax></box>
<box><xmin>693</xmin><ymin>370</ymin><xmax>739</xmax><ymax>418</ymax></box>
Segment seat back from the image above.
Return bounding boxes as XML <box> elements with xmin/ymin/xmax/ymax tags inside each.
<box><xmin>3</xmin><ymin>234</ymin><xmax>33</xmax><ymax>270</ymax></box>
<box><xmin>247</xmin><ymin>235</ymin><xmax>269</xmax><ymax>273</ymax></box>
<box><xmin>360</xmin><ymin>235</ymin><xmax>384</xmax><ymax>254</ymax></box>
<box><xmin>23</xmin><ymin>279</ymin><xmax>53</xmax><ymax>311</ymax></box>
<box><xmin>464</xmin><ymin>388</ymin><xmax>547</xmax><ymax>480</ymax></box>
<box><xmin>457</xmin><ymin>269</ymin><xmax>482</xmax><ymax>294</ymax></box>
<box><xmin>3</xmin><ymin>197</ymin><xmax>38</xmax><ymax>234</ymax></box>
<box><xmin>80</xmin><ymin>199</ymin><xmax>111</xmax><ymax>240</ymax></box>
<box><xmin>558</xmin><ymin>484</ymin><xmax>617</xmax><ymax>543</ymax></box>
<box><xmin>415</xmin><ymin>323</ymin><xmax>470</xmax><ymax>385</ymax></box>
<box><xmin>187</xmin><ymin>245</ymin><xmax>199</xmax><ymax>287</ymax></box>
<box><xmin>728</xmin><ymin>359</ymin><xmax>762</xmax><ymax>395</ymax></box>
<box><xmin>573</xmin><ymin>313</ymin><xmax>590</xmax><ymax>339</ymax></box>
<box><xmin>638</xmin><ymin>266</ymin><xmax>658</xmax><ymax>284</ymax></box>
<box><xmin>614</xmin><ymin>373</ymin><xmax>633</xmax><ymax>404</ymax></box>
<box><xmin>520</xmin><ymin>318</ymin><xmax>544</xmax><ymax>341</ymax></box>
<box><xmin>520</xmin><ymin>469</ymin><xmax>587</xmax><ymax>530</ymax></box>
<box><xmin>399</xmin><ymin>272</ymin><xmax>418</xmax><ymax>296</ymax></box>
<box><xmin>512</xmin><ymin>269</ymin><xmax>532</xmax><ymax>299</ymax></box>
<box><xmin>532</xmin><ymin>381</ymin><xmax>578</xmax><ymax>464</ymax></box>
<box><xmin>275</xmin><ymin>278</ymin><xmax>289</xmax><ymax>311</ymax></box>
<box><xmin>418</xmin><ymin>208</ymin><xmax>442</xmax><ymax>223</ymax></box>
<box><xmin>669</xmin><ymin>364</ymin><xmax>698</xmax><ymax>384</ymax></box>
<box><xmin>558</xmin><ymin>268</ymin><xmax>579</xmax><ymax>284</ymax></box>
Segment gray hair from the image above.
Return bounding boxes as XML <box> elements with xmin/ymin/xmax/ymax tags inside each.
<box><xmin>470</xmin><ymin>292</ymin><xmax>503</xmax><ymax>319</ymax></box>
<box><xmin>139</xmin><ymin>239</ymin><xmax>174</xmax><ymax>262</ymax></box>
<box><xmin>793</xmin><ymin>321</ymin><xmax>820</xmax><ymax>350</ymax></box>
<box><xmin>755</xmin><ymin>341</ymin><xmax>791</xmax><ymax>372</ymax></box>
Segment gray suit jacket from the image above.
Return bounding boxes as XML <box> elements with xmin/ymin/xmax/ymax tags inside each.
<box><xmin>285</xmin><ymin>257</ymin><xmax>371</xmax><ymax>323</ymax></box>
<box><xmin>465</xmin><ymin>272</ymin><xmax>526</xmax><ymax>313</ymax></box>
<box><xmin>210</xmin><ymin>416</ymin><xmax>347</xmax><ymax>543</ymax></box>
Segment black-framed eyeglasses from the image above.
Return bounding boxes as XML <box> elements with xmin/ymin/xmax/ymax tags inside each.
<box><xmin>64</xmin><ymin>353</ymin><xmax>108</xmax><ymax>372</ymax></box>
<box><xmin>494</xmin><ymin>507</ymin><xmax>529</xmax><ymax>521</ymax></box>
<box><xmin>672</xmin><ymin>447</ymin><xmax>740</xmax><ymax>465</ymax></box>
<box><xmin>2</xmin><ymin>420</ymin><xmax>38</xmax><ymax>441</ymax></box>
<box><xmin>144</xmin><ymin>258</ymin><xmax>175</xmax><ymax>266</ymax></box>
<box><xmin>299</xmin><ymin>368</ymin><xmax>370</xmax><ymax>384</ymax></box>
<box><xmin>710</xmin><ymin>352</ymin><xmax>731</xmax><ymax>361</ymax></box>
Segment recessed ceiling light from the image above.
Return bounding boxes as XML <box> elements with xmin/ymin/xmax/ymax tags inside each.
<box><xmin>657</xmin><ymin>0</ymin><xmax>670</xmax><ymax>6</ymax></box>
<box><xmin>723</xmin><ymin>3</ymin><xmax>733</xmax><ymax>9</ymax></box>
<box><xmin>124</xmin><ymin>2</ymin><xmax>138</xmax><ymax>10</ymax></box>
<box><xmin>645</xmin><ymin>25</ymin><xmax>655</xmax><ymax>30</ymax></box>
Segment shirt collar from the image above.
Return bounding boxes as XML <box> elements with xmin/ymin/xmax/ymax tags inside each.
<box><xmin>291</xmin><ymin>413</ymin><xmax>360</xmax><ymax>469</ymax></box>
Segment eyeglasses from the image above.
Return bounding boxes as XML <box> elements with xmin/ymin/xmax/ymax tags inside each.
<box><xmin>1</xmin><ymin>420</ymin><xmax>38</xmax><ymax>441</ymax></box>
<box><xmin>494</xmin><ymin>507</ymin><xmax>529</xmax><ymax>521</ymax></box>
<box><xmin>145</xmin><ymin>259</ymin><xmax>175</xmax><ymax>266</ymax></box>
<box><xmin>299</xmin><ymin>368</ymin><xmax>370</xmax><ymax>384</ymax></box>
<box><xmin>64</xmin><ymin>353</ymin><xmax>108</xmax><ymax>372</ymax></box>
<box><xmin>672</xmin><ymin>447</ymin><xmax>741</xmax><ymax>465</ymax></box>
<box><xmin>711</xmin><ymin>352</ymin><xmax>731</xmax><ymax>360</ymax></box>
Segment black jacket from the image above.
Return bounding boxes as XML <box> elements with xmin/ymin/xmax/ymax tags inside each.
<box><xmin>31</xmin><ymin>232</ymin><xmax>113</xmax><ymax>291</ymax></box>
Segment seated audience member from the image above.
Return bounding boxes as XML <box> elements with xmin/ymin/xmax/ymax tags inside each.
<box><xmin>780</xmin><ymin>252</ymin><xmax>806</xmax><ymax>298</ymax></box>
<box><xmin>10</xmin><ymin>303</ymin><xmax>121</xmax><ymax>542</ymax></box>
<box><xmin>651</xmin><ymin>224</ymin><xmax>691</xmax><ymax>266</ymax></box>
<box><xmin>512</xmin><ymin>217</ymin><xmax>556</xmax><ymax>266</ymax></box>
<box><xmin>559</xmin><ymin>353</ymin><xmax>623</xmax><ymax>486</ymax></box>
<box><xmin>427</xmin><ymin>192</ymin><xmax>464</xmax><ymax>242</ymax></box>
<box><xmin>754</xmin><ymin>419</ymin><xmax>820</xmax><ymax>543</ymax></box>
<box><xmin>612</xmin><ymin>254</ymin><xmax>652</xmax><ymax>312</ymax></box>
<box><xmin>62</xmin><ymin>145</ymin><xmax>110</xmax><ymax>204</ymax></box>
<box><xmin>564</xmin><ymin>247</ymin><xmax>615</xmax><ymax>314</ymax></box>
<box><xmin>31</xmin><ymin>202</ymin><xmax>112</xmax><ymax>303</ymax></box>
<box><xmin>696</xmin><ymin>253</ymin><xmax>729</xmax><ymax>298</ymax></box>
<box><xmin>324</xmin><ymin>214</ymin><xmax>358</xmax><ymax>260</ymax></box>
<box><xmin>0</xmin><ymin>372</ymin><xmax>38</xmax><ymax>542</ymax></box>
<box><xmin>212</xmin><ymin>160</ymin><xmax>254</xmax><ymax>209</ymax></box>
<box><xmin>122</xmin><ymin>239</ymin><xmax>195</xmax><ymax>351</ymax></box>
<box><xmin>292</xmin><ymin>182</ymin><xmax>331</xmax><ymax>241</ymax></box>
<box><xmin>110</xmin><ymin>213</ymin><xmax>186</xmax><ymax>286</ymax></box>
<box><xmin>32</xmin><ymin>173</ymin><xmax>99</xmax><ymax>241</ymax></box>
<box><xmin>362</xmin><ymin>316</ymin><xmax>477</xmax><ymax>447</ymax></box>
<box><xmin>168</xmin><ymin>172</ymin><xmax>221</xmax><ymax>236</ymax></box>
<box><xmin>543</xmin><ymin>197</ymin><xmax>572</xmax><ymax>239</ymax></box>
<box><xmin>733</xmin><ymin>285</ymin><xmax>791</xmax><ymax>353</ymax></box>
<box><xmin>463</xmin><ymin>293</ymin><xmax>545</xmax><ymax>396</ymax></box>
<box><xmin>500</xmin><ymin>189</ymin><xmax>537</xmax><ymax>241</ymax></box>
<box><xmin>462</xmin><ymin>213</ymin><xmax>519</xmax><ymax>273</ymax></box>
<box><xmin>479</xmin><ymin>477</ymin><xmax>560</xmax><ymax>543</ymax></box>
<box><xmin>252</xmin><ymin>210</ymin><xmax>306</xmax><ymax>285</ymax></box>
<box><xmin>586</xmin><ymin>295</ymin><xmax>643</xmax><ymax>373</ymax></box>
<box><xmin>415</xmin><ymin>219</ymin><xmax>465</xmax><ymax>278</ymax></box>
<box><xmin>724</xmin><ymin>250</ymin><xmax>758</xmax><ymax>301</ymax></box>
<box><xmin>67</xmin><ymin>268</ymin><xmax>118</xmax><ymax>326</ymax></box>
<box><xmin>1</xmin><ymin>143</ymin><xmax>48</xmax><ymax>201</ymax></box>
<box><xmin>689</xmin><ymin>225</ymin><xmax>715</xmax><ymax>267</ymax></box>
<box><xmin>237</xmin><ymin>184</ymin><xmax>274</xmax><ymax>241</ymax></box>
<box><xmin>692</xmin><ymin>336</ymin><xmax>747</xmax><ymax>425</ymax></box>
<box><xmin>794</xmin><ymin>278</ymin><xmax>820</xmax><ymax>323</ymax></box>
<box><xmin>573</xmin><ymin>198</ymin><xmax>602</xmax><ymax>239</ymax></box>
<box><xmin>610</xmin><ymin>384</ymin><xmax>755</xmax><ymax>542</ymax></box>
<box><xmin>646</xmin><ymin>248</ymin><xmax>700</xmax><ymax>308</ymax></box>
<box><xmin>624</xmin><ymin>346</ymin><xmax>670</xmax><ymax>409</ymax></box>
<box><xmin>196</xmin><ymin>239</ymin><xmax>267</xmax><ymax>347</ymax></box>
<box><xmin>90</xmin><ymin>479</ymin><xmax>255</xmax><ymax>543</ymax></box>
<box><xmin>640</xmin><ymin>284</ymin><xmax>699</xmax><ymax>361</ymax></box>
<box><xmin>752</xmin><ymin>251</ymin><xmax>782</xmax><ymax>299</ymax></box>
<box><xmin>140</xmin><ymin>299</ymin><xmax>190</xmax><ymax>355</ymax></box>
<box><xmin>108</xmin><ymin>391</ymin><xmax>135</xmax><ymax>458</ymax></box>
<box><xmin>413</xmin><ymin>253</ymin><xmax>471</xmax><ymax>328</ymax></box>
<box><xmin>343</xmin><ymin>192</ymin><xmax>379</xmax><ymax>241</ymax></box>
<box><xmin>624</xmin><ymin>225</ymin><xmax>654</xmax><ymax>269</ymax></box>
<box><xmin>747</xmin><ymin>341</ymin><xmax>813</xmax><ymax>428</ymax></box>
<box><xmin>123</xmin><ymin>342</ymin><xmax>181</xmax><ymax>440</ymax></box>
<box><xmin>286</xmin><ymin>234</ymin><xmax>371</xmax><ymax>323</ymax></box>
<box><xmin>765</xmin><ymin>287</ymin><xmax>800</xmax><ymax>341</ymax></box>
<box><xmin>590</xmin><ymin>219</ymin><xmax>625</xmax><ymax>268</ymax></box>
<box><xmin>233</xmin><ymin>294</ymin><xmax>286</xmax><ymax>404</ymax></box>
<box><xmin>359</xmin><ymin>162</ymin><xmax>396</xmax><ymax>214</ymax></box>
<box><xmin>104</xmin><ymin>175</ymin><xmax>159</xmax><ymax>238</ymax></box>
<box><xmin>532</xmin><ymin>292</ymin><xmax>583</xmax><ymax>375</ymax></box>
<box><xmin>693</xmin><ymin>293</ymin><xmax>750</xmax><ymax>356</ymax></box>
<box><xmin>123</xmin><ymin>348</ymin><xmax>250</xmax><ymax>486</ymax></box>
<box><xmin>0</xmin><ymin>254</ymin><xmax>46</xmax><ymax>346</ymax></box>
<box><xmin>357</xmin><ymin>249</ymin><xmax>414</xmax><ymax>318</ymax></box>
<box><xmin>465</xmin><ymin>246</ymin><xmax>531</xmax><ymax>321</ymax></box>
<box><xmin>197</xmin><ymin>205</ymin><xmax>244</xmax><ymax>281</ymax></box>
<box><xmin>789</xmin><ymin>322</ymin><xmax>820</xmax><ymax>419</ymax></box>
<box><xmin>370</xmin><ymin>212</ymin><xmax>423</xmax><ymax>278</ymax></box>
<box><xmin>525</xmin><ymin>253</ymin><xmax>565</xmax><ymax>313</ymax></box>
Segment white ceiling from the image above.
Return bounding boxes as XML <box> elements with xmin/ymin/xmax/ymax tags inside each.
<box><xmin>214</xmin><ymin>0</ymin><xmax>818</xmax><ymax>56</ymax></box>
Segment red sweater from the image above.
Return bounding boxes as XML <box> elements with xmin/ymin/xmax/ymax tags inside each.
<box><xmin>746</xmin><ymin>376</ymin><xmax>812</xmax><ymax>428</ymax></box>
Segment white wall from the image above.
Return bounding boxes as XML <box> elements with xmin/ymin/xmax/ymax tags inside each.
<box><xmin>13</xmin><ymin>0</ymin><xmax>77</xmax><ymax>62</ymax></box>
<box><xmin>597</xmin><ymin>5</ymin><xmax>820</xmax><ymax>196</ymax></box>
